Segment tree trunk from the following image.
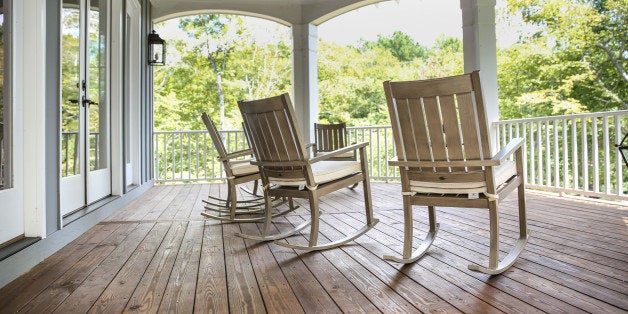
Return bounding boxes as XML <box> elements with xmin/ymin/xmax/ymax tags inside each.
<box><xmin>208</xmin><ymin>54</ymin><xmax>226</xmax><ymax>129</ymax></box>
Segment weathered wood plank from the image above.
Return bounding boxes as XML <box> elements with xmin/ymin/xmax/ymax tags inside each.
<box><xmin>122</xmin><ymin>221</ymin><xmax>188</xmax><ymax>313</ymax></box>
<box><xmin>88</xmin><ymin>222</ymin><xmax>172</xmax><ymax>313</ymax></box>
<box><xmin>52</xmin><ymin>222</ymin><xmax>152</xmax><ymax>313</ymax></box>
<box><xmin>222</xmin><ymin>223</ymin><xmax>266</xmax><ymax>313</ymax></box>
<box><xmin>274</xmin><ymin>216</ymin><xmax>380</xmax><ymax>313</ymax></box>
<box><xmin>239</xmin><ymin>222</ymin><xmax>305</xmax><ymax>313</ymax></box>
<box><xmin>283</xmin><ymin>215</ymin><xmax>421</xmax><ymax>313</ymax></box>
<box><xmin>320</xmin><ymin>214</ymin><xmax>462</xmax><ymax>313</ymax></box>
<box><xmin>19</xmin><ymin>223</ymin><xmax>142</xmax><ymax>313</ymax></box>
<box><xmin>193</xmin><ymin>219</ymin><xmax>228</xmax><ymax>313</ymax></box>
<box><xmin>0</xmin><ymin>223</ymin><xmax>120</xmax><ymax>311</ymax></box>
<box><xmin>258</xmin><ymin>222</ymin><xmax>341</xmax><ymax>312</ymax></box>
<box><xmin>159</xmin><ymin>220</ymin><xmax>204</xmax><ymax>313</ymax></box>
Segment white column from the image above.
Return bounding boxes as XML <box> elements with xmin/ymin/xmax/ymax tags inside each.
<box><xmin>21</xmin><ymin>0</ymin><xmax>48</xmax><ymax>237</ymax></box>
<box><xmin>461</xmin><ymin>0</ymin><xmax>499</xmax><ymax>149</ymax></box>
<box><xmin>292</xmin><ymin>23</ymin><xmax>318</xmax><ymax>143</ymax></box>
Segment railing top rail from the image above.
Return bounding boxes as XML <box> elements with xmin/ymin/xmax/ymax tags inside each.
<box><xmin>154</xmin><ymin>125</ymin><xmax>394</xmax><ymax>134</ymax></box>
<box><xmin>346</xmin><ymin>125</ymin><xmax>391</xmax><ymax>130</ymax></box>
<box><xmin>493</xmin><ymin>110</ymin><xmax>628</xmax><ymax>125</ymax></box>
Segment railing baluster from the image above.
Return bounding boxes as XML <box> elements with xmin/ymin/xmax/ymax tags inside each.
<box><xmin>553</xmin><ymin>119</ymin><xmax>559</xmax><ymax>188</ymax></box>
<box><xmin>592</xmin><ymin>117</ymin><xmax>599</xmax><ymax>193</ymax></box>
<box><xmin>602</xmin><ymin>116</ymin><xmax>609</xmax><ymax>194</ymax></box>
<box><xmin>529</xmin><ymin>122</ymin><xmax>535</xmax><ymax>185</ymax></box>
<box><xmin>522</xmin><ymin>123</ymin><xmax>528</xmax><ymax>184</ymax></box>
<box><xmin>572</xmin><ymin>118</ymin><xmax>578</xmax><ymax>191</ymax></box>
<box><xmin>545</xmin><ymin>120</ymin><xmax>551</xmax><ymax>186</ymax></box>
<box><xmin>582</xmin><ymin>118</ymin><xmax>588</xmax><ymax>192</ymax></box>
<box><xmin>615</xmin><ymin>116</ymin><xmax>624</xmax><ymax>195</ymax></box>
<box><xmin>537</xmin><ymin>121</ymin><xmax>543</xmax><ymax>185</ymax></box>
<box><xmin>563</xmin><ymin>119</ymin><xmax>568</xmax><ymax>191</ymax></box>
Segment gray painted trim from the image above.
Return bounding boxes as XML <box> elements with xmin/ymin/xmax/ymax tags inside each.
<box><xmin>0</xmin><ymin>180</ymin><xmax>154</xmax><ymax>288</ymax></box>
<box><xmin>141</xmin><ymin>0</ymin><xmax>153</xmax><ymax>183</ymax></box>
<box><xmin>46</xmin><ymin>0</ymin><xmax>62</xmax><ymax>235</ymax></box>
<box><xmin>2</xmin><ymin>0</ymin><xmax>13</xmax><ymax>189</ymax></box>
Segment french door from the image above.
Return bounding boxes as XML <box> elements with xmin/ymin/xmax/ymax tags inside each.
<box><xmin>60</xmin><ymin>0</ymin><xmax>110</xmax><ymax>216</ymax></box>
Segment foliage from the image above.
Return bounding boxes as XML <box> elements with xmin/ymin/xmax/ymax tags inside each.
<box><xmin>360</xmin><ymin>31</ymin><xmax>428</xmax><ymax>62</ymax></box>
<box><xmin>318</xmin><ymin>37</ymin><xmax>463</xmax><ymax>125</ymax></box>
<box><xmin>154</xmin><ymin>15</ymin><xmax>292</xmax><ymax>130</ymax></box>
<box><xmin>499</xmin><ymin>0</ymin><xmax>627</xmax><ymax>119</ymax></box>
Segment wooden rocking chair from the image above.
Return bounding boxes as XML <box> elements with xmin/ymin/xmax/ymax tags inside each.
<box><xmin>313</xmin><ymin>122</ymin><xmax>358</xmax><ymax>189</ymax></box>
<box><xmin>200</xmin><ymin>112</ymin><xmax>296</xmax><ymax>222</ymax></box>
<box><xmin>236</xmin><ymin>93</ymin><xmax>379</xmax><ymax>251</ymax></box>
<box><xmin>383</xmin><ymin>71</ymin><xmax>529</xmax><ymax>274</ymax></box>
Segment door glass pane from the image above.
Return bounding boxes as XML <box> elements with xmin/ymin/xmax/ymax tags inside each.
<box><xmin>0</xmin><ymin>0</ymin><xmax>11</xmax><ymax>189</ymax></box>
<box><xmin>88</xmin><ymin>0</ymin><xmax>107</xmax><ymax>171</ymax></box>
<box><xmin>61</xmin><ymin>1</ymin><xmax>81</xmax><ymax>177</ymax></box>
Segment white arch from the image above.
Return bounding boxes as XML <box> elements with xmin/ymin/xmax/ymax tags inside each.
<box><xmin>151</xmin><ymin>0</ymin><xmax>390</xmax><ymax>25</ymax></box>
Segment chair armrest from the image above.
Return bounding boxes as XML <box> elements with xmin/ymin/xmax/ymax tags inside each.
<box><xmin>388</xmin><ymin>138</ymin><xmax>524</xmax><ymax>168</ymax></box>
<box><xmin>491</xmin><ymin>137</ymin><xmax>524</xmax><ymax>163</ymax></box>
<box><xmin>388</xmin><ymin>156</ymin><xmax>500</xmax><ymax>168</ymax></box>
<box><xmin>309</xmin><ymin>142</ymin><xmax>368</xmax><ymax>164</ymax></box>
<box><xmin>251</xmin><ymin>160</ymin><xmax>309</xmax><ymax>167</ymax></box>
<box><xmin>219</xmin><ymin>149</ymin><xmax>254</xmax><ymax>161</ymax></box>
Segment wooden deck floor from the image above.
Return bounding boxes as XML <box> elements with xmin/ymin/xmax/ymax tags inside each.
<box><xmin>0</xmin><ymin>182</ymin><xmax>627</xmax><ymax>313</ymax></box>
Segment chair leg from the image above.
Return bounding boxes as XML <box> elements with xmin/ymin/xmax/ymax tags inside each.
<box><xmin>468</xmin><ymin>187</ymin><xmax>529</xmax><ymax>275</ymax></box>
<box><xmin>229</xmin><ymin>181</ymin><xmax>238</xmax><ymax>220</ymax></box>
<box><xmin>383</xmin><ymin>200</ymin><xmax>438</xmax><ymax>264</ymax></box>
<box><xmin>308</xmin><ymin>192</ymin><xmax>320</xmax><ymax>247</ymax></box>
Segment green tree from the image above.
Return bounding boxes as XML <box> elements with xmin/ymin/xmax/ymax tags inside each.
<box><xmin>154</xmin><ymin>16</ymin><xmax>292</xmax><ymax>131</ymax></box>
<box><xmin>500</xmin><ymin>0</ymin><xmax>627</xmax><ymax>119</ymax></box>
<box><xmin>178</xmin><ymin>15</ymin><xmax>244</xmax><ymax>129</ymax></box>
<box><xmin>318</xmin><ymin>36</ymin><xmax>463</xmax><ymax>126</ymax></box>
<box><xmin>360</xmin><ymin>30</ymin><xmax>428</xmax><ymax>62</ymax></box>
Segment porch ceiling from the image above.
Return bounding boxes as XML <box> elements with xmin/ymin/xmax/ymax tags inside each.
<box><xmin>150</xmin><ymin>0</ymin><xmax>387</xmax><ymax>25</ymax></box>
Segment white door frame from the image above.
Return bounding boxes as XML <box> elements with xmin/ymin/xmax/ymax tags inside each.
<box><xmin>59</xmin><ymin>0</ymin><xmax>112</xmax><ymax>216</ymax></box>
<box><xmin>111</xmin><ymin>0</ymin><xmax>141</xmax><ymax>194</ymax></box>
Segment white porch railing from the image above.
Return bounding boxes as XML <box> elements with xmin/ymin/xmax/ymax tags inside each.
<box><xmin>154</xmin><ymin>110</ymin><xmax>628</xmax><ymax>201</ymax></box>
<box><xmin>153</xmin><ymin>126</ymin><xmax>398</xmax><ymax>183</ymax></box>
<box><xmin>494</xmin><ymin>110</ymin><xmax>628</xmax><ymax>201</ymax></box>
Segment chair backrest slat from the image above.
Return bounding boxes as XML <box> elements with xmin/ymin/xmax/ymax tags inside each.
<box><xmin>314</xmin><ymin>123</ymin><xmax>347</xmax><ymax>153</ymax></box>
<box><xmin>384</xmin><ymin>71</ymin><xmax>491</xmax><ymax>173</ymax></box>
<box><xmin>438</xmin><ymin>94</ymin><xmax>465</xmax><ymax>171</ymax></box>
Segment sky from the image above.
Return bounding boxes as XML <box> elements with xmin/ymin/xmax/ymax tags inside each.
<box><xmin>318</xmin><ymin>0</ymin><xmax>462</xmax><ymax>47</ymax></box>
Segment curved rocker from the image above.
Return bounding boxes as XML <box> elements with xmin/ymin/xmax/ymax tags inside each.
<box><xmin>237</xmin><ymin>219</ymin><xmax>312</xmax><ymax>241</ymax></box>
<box><xmin>203</xmin><ymin>196</ymin><xmax>298</xmax><ymax>223</ymax></box>
<box><xmin>468</xmin><ymin>233</ymin><xmax>529</xmax><ymax>275</ymax></box>
<box><xmin>274</xmin><ymin>218</ymin><xmax>379</xmax><ymax>251</ymax></box>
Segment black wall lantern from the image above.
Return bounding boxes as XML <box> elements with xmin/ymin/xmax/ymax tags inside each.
<box><xmin>617</xmin><ymin>132</ymin><xmax>628</xmax><ymax>169</ymax></box>
<box><xmin>148</xmin><ymin>30</ymin><xmax>166</xmax><ymax>66</ymax></box>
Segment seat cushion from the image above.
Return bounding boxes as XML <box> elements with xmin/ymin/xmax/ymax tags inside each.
<box><xmin>230</xmin><ymin>160</ymin><xmax>259</xmax><ymax>176</ymax></box>
<box><xmin>269</xmin><ymin>161</ymin><xmax>361</xmax><ymax>187</ymax></box>
<box><xmin>409</xmin><ymin>160</ymin><xmax>517</xmax><ymax>195</ymax></box>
